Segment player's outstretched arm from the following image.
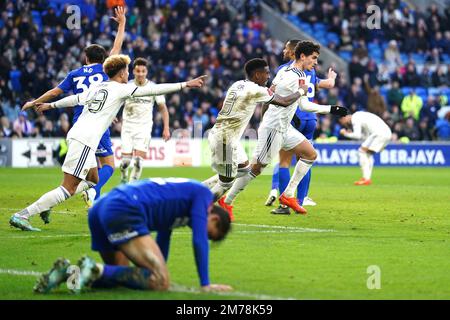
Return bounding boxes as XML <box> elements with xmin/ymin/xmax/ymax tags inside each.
<box><xmin>299</xmin><ymin>97</ymin><xmax>348</xmax><ymax>115</ymax></box>
<box><xmin>318</xmin><ymin>67</ymin><xmax>337</xmax><ymax>89</ymax></box>
<box><xmin>340</xmin><ymin>123</ymin><xmax>362</xmax><ymax>140</ymax></box>
<box><xmin>270</xmin><ymin>83</ymin><xmax>309</xmax><ymax>107</ymax></box>
<box><xmin>22</xmin><ymin>87</ymin><xmax>64</xmax><ymax>111</ymax></box>
<box><xmin>35</xmin><ymin>92</ymin><xmax>85</xmax><ymax>112</ymax></box>
<box><xmin>109</xmin><ymin>6</ymin><xmax>126</xmax><ymax>56</ymax></box>
<box><xmin>131</xmin><ymin>75</ymin><xmax>207</xmax><ymax>98</ymax></box>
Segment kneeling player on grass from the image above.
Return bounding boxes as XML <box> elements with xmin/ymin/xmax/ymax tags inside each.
<box><xmin>34</xmin><ymin>178</ymin><xmax>232</xmax><ymax>293</ymax></box>
<box><xmin>339</xmin><ymin>111</ymin><xmax>392</xmax><ymax>185</ymax></box>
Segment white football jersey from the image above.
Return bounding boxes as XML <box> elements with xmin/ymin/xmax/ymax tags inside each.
<box><xmin>63</xmin><ymin>80</ymin><xmax>182</xmax><ymax>150</ymax></box>
<box><xmin>212</xmin><ymin>80</ymin><xmax>274</xmax><ymax>142</ymax></box>
<box><xmin>347</xmin><ymin>111</ymin><xmax>392</xmax><ymax>139</ymax></box>
<box><xmin>260</xmin><ymin>65</ymin><xmax>305</xmax><ymax>132</ymax></box>
<box><xmin>123</xmin><ymin>79</ymin><xmax>166</xmax><ymax>129</ymax></box>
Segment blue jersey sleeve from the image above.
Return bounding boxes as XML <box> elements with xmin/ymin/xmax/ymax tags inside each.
<box><xmin>57</xmin><ymin>72</ymin><xmax>73</xmax><ymax>93</ymax></box>
<box><xmin>190</xmin><ymin>188</ymin><xmax>213</xmax><ymax>286</ymax></box>
<box><xmin>156</xmin><ymin>230</ymin><xmax>172</xmax><ymax>262</ymax></box>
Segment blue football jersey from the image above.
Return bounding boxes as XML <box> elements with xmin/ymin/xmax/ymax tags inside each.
<box><xmin>112</xmin><ymin>178</ymin><xmax>214</xmax><ymax>286</ymax></box>
<box><xmin>57</xmin><ymin>63</ymin><xmax>108</xmax><ymax>123</ymax></box>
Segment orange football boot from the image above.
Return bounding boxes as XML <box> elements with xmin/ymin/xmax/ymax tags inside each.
<box><xmin>354</xmin><ymin>178</ymin><xmax>372</xmax><ymax>186</ymax></box>
<box><xmin>279</xmin><ymin>193</ymin><xmax>307</xmax><ymax>215</ymax></box>
<box><xmin>218</xmin><ymin>196</ymin><xmax>235</xmax><ymax>222</ymax></box>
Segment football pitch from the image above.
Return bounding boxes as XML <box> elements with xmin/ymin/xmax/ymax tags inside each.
<box><xmin>0</xmin><ymin>166</ymin><xmax>449</xmax><ymax>300</ymax></box>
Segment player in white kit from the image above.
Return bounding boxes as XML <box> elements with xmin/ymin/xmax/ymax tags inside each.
<box><xmin>203</xmin><ymin>58</ymin><xmax>308</xmax><ymax>220</ymax></box>
<box><xmin>9</xmin><ymin>54</ymin><xmax>207</xmax><ymax>231</ymax></box>
<box><xmin>339</xmin><ymin>111</ymin><xmax>392</xmax><ymax>185</ymax></box>
<box><xmin>220</xmin><ymin>42</ymin><xmax>348</xmax><ymax>216</ymax></box>
<box><xmin>119</xmin><ymin>58</ymin><xmax>171</xmax><ymax>183</ymax></box>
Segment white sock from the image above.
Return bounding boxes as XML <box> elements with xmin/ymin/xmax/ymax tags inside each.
<box><xmin>203</xmin><ymin>175</ymin><xmax>219</xmax><ymax>189</ymax></box>
<box><xmin>130</xmin><ymin>156</ymin><xmax>144</xmax><ymax>182</ymax></box>
<box><xmin>211</xmin><ymin>180</ymin><xmax>234</xmax><ymax>201</ymax></box>
<box><xmin>284</xmin><ymin>158</ymin><xmax>314</xmax><ymax>198</ymax></box>
<box><xmin>75</xmin><ymin>180</ymin><xmax>95</xmax><ymax>195</ymax></box>
<box><xmin>120</xmin><ymin>155</ymin><xmax>132</xmax><ymax>182</ymax></box>
<box><xmin>224</xmin><ymin>171</ymin><xmax>257</xmax><ymax>205</ymax></box>
<box><xmin>359</xmin><ymin>151</ymin><xmax>371</xmax><ymax>180</ymax></box>
<box><xmin>367</xmin><ymin>154</ymin><xmax>374</xmax><ymax>180</ymax></box>
<box><xmin>16</xmin><ymin>186</ymin><xmax>71</xmax><ymax>219</ymax></box>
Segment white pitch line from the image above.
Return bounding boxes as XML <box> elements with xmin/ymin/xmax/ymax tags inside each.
<box><xmin>1</xmin><ymin>208</ymin><xmax>335</xmax><ymax>233</ymax></box>
<box><xmin>235</xmin><ymin>223</ymin><xmax>335</xmax><ymax>233</ymax></box>
<box><xmin>0</xmin><ymin>269</ymin><xmax>42</xmax><ymax>277</ymax></box>
<box><xmin>0</xmin><ymin>268</ymin><xmax>296</xmax><ymax>300</ymax></box>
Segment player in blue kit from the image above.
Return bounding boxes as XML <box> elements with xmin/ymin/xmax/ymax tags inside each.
<box><xmin>265</xmin><ymin>40</ymin><xmax>337</xmax><ymax>214</ymax></box>
<box><xmin>34</xmin><ymin>178</ymin><xmax>233</xmax><ymax>293</ymax></box>
<box><xmin>22</xmin><ymin>7</ymin><xmax>127</xmax><ymax>209</ymax></box>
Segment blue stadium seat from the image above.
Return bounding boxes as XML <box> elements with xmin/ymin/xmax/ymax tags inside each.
<box><xmin>10</xmin><ymin>70</ymin><xmax>22</xmax><ymax>92</ymax></box>
<box><xmin>414</xmin><ymin>87</ymin><xmax>427</xmax><ymax>97</ymax></box>
<box><xmin>401</xmin><ymin>87</ymin><xmax>412</xmax><ymax>95</ymax></box>
<box><xmin>313</xmin><ymin>23</ymin><xmax>326</xmax><ymax>32</ymax></box>
<box><xmin>412</xmin><ymin>53</ymin><xmax>425</xmax><ymax>64</ymax></box>
<box><xmin>428</xmin><ymin>87</ymin><xmax>441</xmax><ymax>97</ymax></box>
<box><xmin>339</xmin><ymin>51</ymin><xmax>352</xmax><ymax>61</ymax></box>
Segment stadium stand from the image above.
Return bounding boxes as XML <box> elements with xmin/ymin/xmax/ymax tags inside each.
<box><xmin>0</xmin><ymin>0</ymin><xmax>449</xmax><ymax>141</ymax></box>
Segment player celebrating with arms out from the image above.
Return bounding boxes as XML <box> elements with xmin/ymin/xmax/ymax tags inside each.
<box><xmin>266</xmin><ymin>39</ymin><xmax>337</xmax><ymax>213</ymax></box>
<box><xmin>9</xmin><ymin>55</ymin><xmax>207</xmax><ymax>231</ymax></box>
<box><xmin>34</xmin><ymin>178</ymin><xmax>232</xmax><ymax>293</ymax></box>
<box><xmin>116</xmin><ymin>57</ymin><xmax>171</xmax><ymax>185</ymax></box>
<box><xmin>203</xmin><ymin>58</ymin><xmax>308</xmax><ymax>218</ymax></box>
<box><xmin>339</xmin><ymin>111</ymin><xmax>392</xmax><ymax>185</ymax></box>
<box><xmin>22</xmin><ymin>7</ymin><xmax>127</xmax><ymax>206</ymax></box>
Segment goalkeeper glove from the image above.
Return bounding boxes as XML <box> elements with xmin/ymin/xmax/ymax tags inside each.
<box><xmin>330</xmin><ymin>106</ymin><xmax>348</xmax><ymax>116</ymax></box>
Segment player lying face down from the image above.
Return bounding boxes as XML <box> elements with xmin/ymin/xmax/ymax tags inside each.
<box><xmin>34</xmin><ymin>179</ymin><xmax>233</xmax><ymax>293</ymax></box>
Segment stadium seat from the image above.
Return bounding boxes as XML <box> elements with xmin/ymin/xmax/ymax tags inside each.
<box><xmin>339</xmin><ymin>51</ymin><xmax>352</xmax><ymax>61</ymax></box>
<box><xmin>401</xmin><ymin>87</ymin><xmax>412</xmax><ymax>95</ymax></box>
<box><xmin>415</xmin><ymin>87</ymin><xmax>427</xmax><ymax>97</ymax></box>
<box><xmin>9</xmin><ymin>70</ymin><xmax>22</xmax><ymax>92</ymax></box>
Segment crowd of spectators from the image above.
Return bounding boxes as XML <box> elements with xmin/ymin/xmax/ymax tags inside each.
<box><xmin>1</xmin><ymin>0</ymin><xmax>449</xmax><ymax>142</ymax></box>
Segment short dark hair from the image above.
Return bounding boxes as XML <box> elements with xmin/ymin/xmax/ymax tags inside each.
<box><xmin>133</xmin><ymin>57</ymin><xmax>148</xmax><ymax>69</ymax></box>
<box><xmin>244</xmin><ymin>58</ymin><xmax>268</xmax><ymax>78</ymax></box>
<box><xmin>294</xmin><ymin>41</ymin><xmax>321</xmax><ymax>60</ymax></box>
<box><xmin>287</xmin><ymin>39</ymin><xmax>301</xmax><ymax>50</ymax></box>
<box><xmin>84</xmin><ymin>44</ymin><xmax>107</xmax><ymax>64</ymax></box>
<box><xmin>210</xmin><ymin>205</ymin><xmax>232</xmax><ymax>242</ymax></box>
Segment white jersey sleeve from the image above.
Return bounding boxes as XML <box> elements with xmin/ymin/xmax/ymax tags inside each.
<box><xmin>212</xmin><ymin>80</ymin><xmax>274</xmax><ymax>141</ymax></box>
<box><xmin>126</xmin><ymin>82</ymin><xmax>184</xmax><ymax>98</ymax></box>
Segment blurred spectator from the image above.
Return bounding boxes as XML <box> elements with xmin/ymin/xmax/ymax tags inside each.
<box><xmin>401</xmin><ymin>90</ymin><xmax>423</xmax><ymax>120</ymax></box>
<box><xmin>435</xmin><ymin>112</ymin><xmax>450</xmax><ymax>140</ymax></box>
<box><xmin>13</xmin><ymin>111</ymin><xmax>33</xmax><ymax>138</ymax></box>
<box><xmin>387</xmin><ymin>81</ymin><xmax>403</xmax><ymax>109</ymax></box>
<box><xmin>0</xmin><ymin>116</ymin><xmax>12</xmax><ymax>137</ymax></box>
<box><xmin>364</xmin><ymin>74</ymin><xmax>387</xmax><ymax>116</ymax></box>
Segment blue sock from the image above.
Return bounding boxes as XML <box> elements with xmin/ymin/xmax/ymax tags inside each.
<box><xmin>94</xmin><ymin>165</ymin><xmax>114</xmax><ymax>200</ymax></box>
<box><xmin>271</xmin><ymin>164</ymin><xmax>280</xmax><ymax>190</ymax></box>
<box><xmin>279</xmin><ymin>167</ymin><xmax>290</xmax><ymax>194</ymax></box>
<box><xmin>93</xmin><ymin>265</ymin><xmax>152</xmax><ymax>290</ymax></box>
<box><xmin>297</xmin><ymin>168</ymin><xmax>311</xmax><ymax>205</ymax></box>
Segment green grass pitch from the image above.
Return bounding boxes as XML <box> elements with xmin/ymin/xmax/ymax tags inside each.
<box><xmin>0</xmin><ymin>166</ymin><xmax>449</xmax><ymax>300</ymax></box>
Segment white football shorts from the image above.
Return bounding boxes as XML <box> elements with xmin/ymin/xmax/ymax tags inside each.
<box><xmin>362</xmin><ymin>133</ymin><xmax>391</xmax><ymax>153</ymax></box>
<box><xmin>121</xmin><ymin>126</ymin><xmax>152</xmax><ymax>154</ymax></box>
<box><xmin>62</xmin><ymin>138</ymin><xmax>97</xmax><ymax>180</ymax></box>
<box><xmin>208</xmin><ymin>133</ymin><xmax>248</xmax><ymax>178</ymax></box>
<box><xmin>253</xmin><ymin>125</ymin><xmax>306</xmax><ymax>165</ymax></box>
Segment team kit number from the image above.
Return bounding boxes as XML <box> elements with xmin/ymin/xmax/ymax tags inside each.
<box><xmin>73</xmin><ymin>75</ymin><xmax>107</xmax><ymax>113</ymax></box>
<box><xmin>73</xmin><ymin>74</ymin><xmax>103</xmax><ymax>92</ymax></box>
